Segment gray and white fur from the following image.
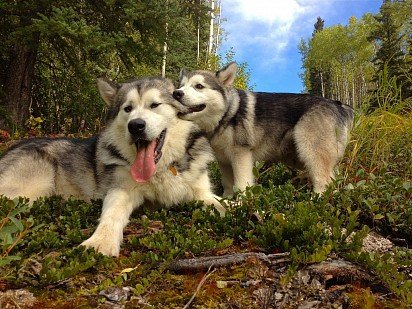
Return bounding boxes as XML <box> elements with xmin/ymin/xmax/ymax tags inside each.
<box><xmin>173</xmin><ymin>62</ymin><xmax>354</xmax><ymax>195</ymax></box>
<box><xmin>0</xmin><ymin>77</ymin><xmax>225</xmax><ymax>256</ymax></box>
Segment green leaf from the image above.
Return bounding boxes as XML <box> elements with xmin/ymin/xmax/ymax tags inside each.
<box><xmin>0</xmin><ymin>255</ymin><xmax>21</xmax><ymax>267</ymax></box>
<box><xmin>374</xmin><ymin>214</ymin><xmax>385</xmax><ymax>220</ymax></box>
<box><xmin>9</xmin><ymin>216</ymin><xmax>24</xmax><ymax>231</ymax></box>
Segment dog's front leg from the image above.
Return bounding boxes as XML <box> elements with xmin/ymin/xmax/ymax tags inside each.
<box><xmin>231</xmin><ymin>146</ymin><xmax>254</xmax><ymax>192</ymax></box>
<box><xmin>192</xmin><ymin>173</ymin><xmax>226</xmax><ymax>217</ymax></box>
<box><xmin>81</xmin><ymin>188</ymin><xmax>142</xmax><ymax>257</ymax></box>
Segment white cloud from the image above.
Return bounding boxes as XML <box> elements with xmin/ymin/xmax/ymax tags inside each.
<box><xmin>220</xmin><ymin>0</ymin><xmax>332</xmax><ymax>66</ymax></box>
<box><xmin>228</xmin><ymin>0</ymin><xmax>305</xmax><ymax>25</ymax></box>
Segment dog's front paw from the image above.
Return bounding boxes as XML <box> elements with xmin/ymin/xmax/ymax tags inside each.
<box><xmin>81</xmin><ymin>235</ymin><xmax>120</xmax><ymax>257</ymax></box>
<box><xmin>202</xmin><ymin>196</ymin><xmax>226</xmax><ymax>217</ymax></box>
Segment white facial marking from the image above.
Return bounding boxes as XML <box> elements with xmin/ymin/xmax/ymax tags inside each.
<box><xmin>141</xmin><ymin>88</ymin><xmax>162</xmax><ymax>106</ymax></box>
<box><xmin>125</xmin><ymin>88</ymin><xmax>140</xmax><ymax>107</ymax></box>
<box><xmin>124</xmin><ymin>87</ymin><xmax>175</xmax><ymax>141</ymax></box>
<box><xmin>177</xmin><ymin>75</ymin><xmax>208</xmax><ymax>105</ymax></box>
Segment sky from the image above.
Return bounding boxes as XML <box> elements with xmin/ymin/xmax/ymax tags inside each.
<box><xmin>218</xmin><ymin>0</ymin><xmax>382</xmax><ymax>93</ymax></box>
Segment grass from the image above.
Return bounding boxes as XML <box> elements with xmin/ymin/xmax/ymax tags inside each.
<box><xmin>0</xmin><ymin>103</ymin><xmax>411</xmax><ymax>307</ymax></box>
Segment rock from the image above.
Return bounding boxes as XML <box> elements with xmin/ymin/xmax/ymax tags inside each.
<box><xmin>298</xmin><ymin>300</ymin><xmax>320</xmax><ymax>309</ymax></box>
<box><xmin>99</xmin><ymin>286</ymin><xmax>133</xmax><ymax>302</ymax></box>
<box><xmin>362</xmin><ymin>232</ymin><xmax>393</xmax><ymax>253</ymax></box>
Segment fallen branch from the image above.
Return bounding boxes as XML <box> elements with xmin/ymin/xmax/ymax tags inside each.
<box><xmin>168</xmin><ymin>252</ymin><xmax>290</xmax><ymax>272</ymax></box>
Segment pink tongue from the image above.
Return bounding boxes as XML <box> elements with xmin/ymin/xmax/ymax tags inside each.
<box><xmin>130</xmin><ymin>140</ymin><xmax>157</xmax><ymax>183</ymax></box>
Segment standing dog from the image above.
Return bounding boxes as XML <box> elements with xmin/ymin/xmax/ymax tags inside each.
<box><xmin>0</xmin><ymin>77</ymin><xmax>225</xmax><ymax>256</ymax></box>
<box><xmin>173</xmin><ymin>62</ymin><xmax>354</xmax><ymax>195</ymax></box>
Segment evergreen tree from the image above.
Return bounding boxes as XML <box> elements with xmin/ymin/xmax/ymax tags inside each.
<box><xmin>308</xmin><ymin>17</ymin><xmax>331</xmax><ymax>98</ymax></box>
<box><xmin>0</xmin><ymin>0</ymin><xmax>212</xmax><ymax>133</ymax></box>
<box><xmin>313</xmin><ymin>16</ymin><xmax>324</xmax><ymax>36</ymax></box>
<box><xmin>369</xmin><ymin>0</ymin><xmax>411</xmax><ymax>107</ymax></box>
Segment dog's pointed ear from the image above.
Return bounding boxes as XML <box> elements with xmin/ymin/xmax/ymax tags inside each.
<box><xmin>178</xmin><ymin>68</ymin><xmax>187</xmax><ymax>82</ymax></box>
<box><xmin>216</xmin><ymin>62</ymin><xmax>237</xmax><ymax>86</ymax></box>
<box><xmin>97</xmin><ymin>77</ymin><xmax>119</xmax><ymax>106</ymax></box>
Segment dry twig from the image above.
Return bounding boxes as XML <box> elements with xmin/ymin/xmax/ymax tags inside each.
<box><xmin>168</xmin><ymin>252</ymin><xmax>290</xmax><ymax>272</ymax></box>
<box><xmin>183</xmin><ymin>265</ymin><xmax>216</xmax><ymax>309</ymax></box>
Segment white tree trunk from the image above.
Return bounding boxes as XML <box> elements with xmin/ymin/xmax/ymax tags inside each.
<box><xmin>197</xmin><ymin>25</ymin><xmax>200</xmax><ymax>63</ymax></box>
<box><xmin>215</xmin><ymin>0</ymin><xmax>221</xmax><ymax>53</ymax></box>
<box><xmin>206</xmin><ymin>0</ymin><xmax>215</xmax><ymax>66</ymax></box>
<box><xmin>162</xmin><ymin>22</ymin><xmax>168</xmax><ymax>78</ymax></box>
<box><xmin>320</xmin><ymin>72</ymin><xmax>325</xmax><ymax>97</ymax></box>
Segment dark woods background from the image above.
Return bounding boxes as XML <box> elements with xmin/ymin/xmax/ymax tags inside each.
<box><xmin>0</xmin><ymin>0</ymin><xmax>221</xmax><ymax>134</ymax></box>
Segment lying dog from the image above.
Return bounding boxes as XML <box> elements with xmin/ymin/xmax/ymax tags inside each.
<box><xmin>0</xmin><ymin>77</ymin><xmax>225</xmax><ymax>256</ymax></box>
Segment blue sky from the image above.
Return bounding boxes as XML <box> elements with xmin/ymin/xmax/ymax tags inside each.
<box><xmin>218</xmin><ymin>0</ymin><xmax>382</xmax><ymax>93</ymax></box>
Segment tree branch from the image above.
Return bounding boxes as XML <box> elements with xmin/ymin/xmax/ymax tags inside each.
<box><xmin>168</xmin><ymin>252</ymin><xmax>290</xmax><ymax>272</ymax></box>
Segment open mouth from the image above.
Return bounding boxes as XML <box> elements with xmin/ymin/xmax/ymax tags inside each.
<box><xmin>134</xmin><ymin>129</ymin><xmax>166</xmax><ymax>164</ymax></box>
<box><xmin>130</xmin><ymin>129</ymin><xmax>167</xmax><ymax>183</ymax></box>
<box><xmin>178</xmin><ymin>104</ymin><xmax>206</xmax><ymax>116</ymax></box>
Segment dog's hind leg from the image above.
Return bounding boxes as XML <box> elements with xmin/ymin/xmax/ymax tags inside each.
<box><xmin>293</xmin><ymin>115</ymin><xmax>340</xmax><ymax>194</ymax></box>
<box><xmin>218</xmin><ymin>162</ymin><xmax>234</xmax><ymax>197</ymax></box>
<box><xmin>0</xmin><ymin>161</ymin><xmax>55</xmax><ymax>201</ymax></box>
<box><xmin>307</xmin><ymin>155</ymin><xmax>335</xmax><ymax>194</ymax></box>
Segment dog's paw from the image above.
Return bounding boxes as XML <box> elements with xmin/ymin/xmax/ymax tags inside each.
<box><xmin>202</xmin><ymin>204</ymin><xmax>226</xmax><ymax>217</ymax></box>
<box><xmin>202</xmin><ymin>196</ymin><xmax>227</xmax><ymax>217</ymax></box>
<box><xmin>81</xmin><ymin>236</ymin><xmax>120</xmax><ymax>257</ymax></box>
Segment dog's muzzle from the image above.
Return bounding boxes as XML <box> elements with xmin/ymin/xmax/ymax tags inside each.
<box><xmin>177</xmin><ymin>104</ymin><xmax>206</xmax><ymax>116</ymax></box>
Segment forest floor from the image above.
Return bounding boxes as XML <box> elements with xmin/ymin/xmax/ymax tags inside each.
<box><xmin>1</xmin><ymin>107</ymin><xmax>411</xmax><ymax>308</ymax></box>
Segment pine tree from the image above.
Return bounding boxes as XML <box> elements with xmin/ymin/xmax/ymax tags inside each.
<box><xmin>369</xmin><ymin>0</ymin><xmax>411</xmax><ymax>106</ymax></box>
<box><xmin>0</xmin><ymin>0</ymin><xmax>212</xmax><ymax>133</ymax></box>
<box><xmin>308</xmin><ymin>17</ymin><xmax>331</xmax><ymax>98</ymax></box>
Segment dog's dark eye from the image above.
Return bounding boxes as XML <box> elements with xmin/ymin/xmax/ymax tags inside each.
<box><xmin>150</xmin><ymin>103</ymin><xmax>161</xmax><ymax>109</ymax></box>
<box><xmin>124</xmin><ymin>105</ymin><xmax>132</xmax><ymax>113</ymax></box>
<box><xmin>195</xmin><ymin>84</ymin><xmax>204</xmax><ymax>90</ymax></box>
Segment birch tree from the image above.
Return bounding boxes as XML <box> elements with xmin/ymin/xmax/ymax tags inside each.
<box><xmin>299</xmin><ymin>16</ymin><xmax>375</xmax><ymax>107</ymax></box>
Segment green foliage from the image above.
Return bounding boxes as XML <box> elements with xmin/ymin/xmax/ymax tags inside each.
<box><xmin>366</xmin><ymin>0</ymin><xmax>412</xmax><ymax>110</ymax></box>
<box><xmin>38</xmin><ymin>247</ymin><xmax>112</xmax><ymax>285</ymax></box>
<box><xmin>347</xmin><ymin>248</ymin><xmax>412</xmax><ymax>303</ymax></box>
<box><xmin>299</xmin><ymin>15</ymin><xmax>375</xmax><ymax>107</ymax></box>
<box><xmin>0</xmin><ymin>0</ymin><xmax>213</xmax><ymax>133</ymax></box>
<box><xmin>299</xmin><ymin>0</ymin><xmax>412</xmax><ymax>109</ymax></box>
<box><xmin>0</xmin><ymin>197</ymin><xmax>34</xmax><ymax>266</ymax></box>
<box><xmin>0</xmin><ymin>104</ymin><xmax>411</xmax><ymax>305</ymax></box>
<box><xmin>343</xmin><ymin>105</ymin><xmax>412</xmax><ymax>241</ymax></box>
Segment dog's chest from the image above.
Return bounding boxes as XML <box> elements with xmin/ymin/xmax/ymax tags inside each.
<box><xmin>138</xmin><ymin>169</ymin><xmax>195</xmax><ymax>205</ymax></box>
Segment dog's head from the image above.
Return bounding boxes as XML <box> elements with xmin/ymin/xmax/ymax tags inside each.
<box><xmin>97</xmin><ymin>77</ymin><xmax>181</xmax><ymax>183</ymax></box>
<box><xmin>173</xmin><ymin>62</ymin><xmax>237</xmax><ymax>132</ymax></box>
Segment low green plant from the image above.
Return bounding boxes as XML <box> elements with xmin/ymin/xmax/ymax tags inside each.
<box><xmin>0</xmin><ymin>197</ymin><xmax>36</xmax><ymax>267</ymax></box>
<box><xmin>0</xmin><ymin>103</ymin><xmax>411</xmax><ymax>305</ymax></box>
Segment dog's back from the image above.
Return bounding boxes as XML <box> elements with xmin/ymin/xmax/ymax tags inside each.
<box><xmin>251</xmin><ymin>92</ymin><xmax>353</xmax><ymax>164</ymax></box>
<box><xmin>0</xmin><ymin>136</ymin><xmax>100</xmax><ymax>201</ymax></box>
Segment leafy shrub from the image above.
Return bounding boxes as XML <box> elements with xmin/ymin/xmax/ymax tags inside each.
<box><xmin>0</xmin><ymin>197</ymin><xmax>34</xmax><ymax>266</ymax></box>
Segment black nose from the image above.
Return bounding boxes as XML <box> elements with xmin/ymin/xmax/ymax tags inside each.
<box><xmin>173</xmin><ymin>90</ymin><xmax>184</xmax><ymax>100</ymax></box>
<box><xmin>128</xmin><ymin>119</ymin><xmax>146</xmax><ymax>135</ymax></box>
